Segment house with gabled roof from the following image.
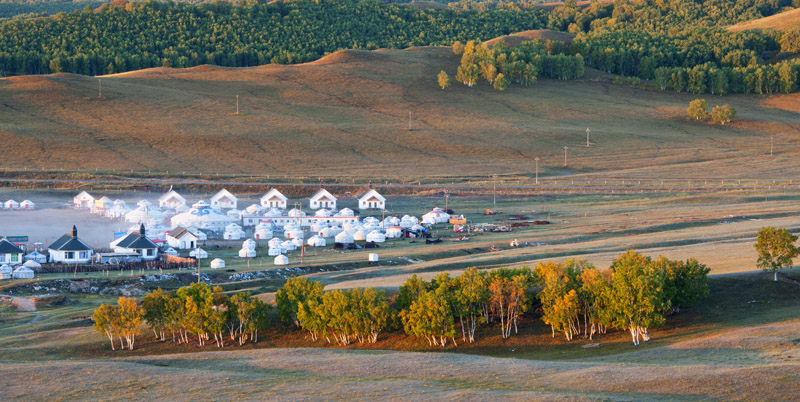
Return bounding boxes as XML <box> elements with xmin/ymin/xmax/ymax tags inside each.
<box><xmin>211</xmin><ymin>189</ymin><xmax>237</xmax><ymax>210</ymax></box>
<box><xmin>0</xmin><ymin>238</ymin><xmax>24</xmax><ymax>266</ymax></box>
<box><xmin>358</xmin><ymin>189</ymin><xmax>386</xmax><ymax>210</ymax></box>
<box><xmin>48</xmin><ymin>226</ymin><xmax>93</xmax><ymax>264</ymax></box>
<box><xmin>113</xmin><ymin>224</ymin><xmax>159</xmax><ymax>261</ymax></box>
<box><xmin>309</xmin><ymin>188</ymin><xmax>336</xmax><ymax>210</ymax></box>
<box><xmin>159</xmin><ymin>187</ymin><xmax>186</xmax><ymax>209</ymax></box>
<box><xmin>73</xmin><ymin>191</ymin><xmax>94</xmax><ymax>209</ymax></box>
<box><xmin>260</xmin><ymin>188</ymin><xmax>288</xmax><ymax>209</ymax></box>
<box><xmin>166</xmin><ymin>226</ymin><xmax>199</xmax><ymax>250</ymax></box>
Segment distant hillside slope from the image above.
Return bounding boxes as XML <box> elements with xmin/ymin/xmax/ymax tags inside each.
<box><xmin>729</xmin><ymin>7</ymin><xmax>800</xmax><ymax>31</ymax></box>
<box><xmin>484</xmin><ymin>29</ymin><xmax>575</xmax><ymax>47</ymax></box>
<box><xmin>1</xmin><ymin>45</ymin><xmax>799</xmax><ymax>179</ymax></box>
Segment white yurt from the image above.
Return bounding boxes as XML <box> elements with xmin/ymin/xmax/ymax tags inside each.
<box><xmin>4</xmin><ymin>199</ymin><xmax>19</xmax><ymax>209</ymax></box>
<box><xmin>363</xmin><ymin>216</ymin><xmax>379</xmax><ymax>225</ymax></box>
<box><xmin>189</xmin><ymin>227</ymin><xmax>208</xmax><ymax>241</ymax></box>
<box><xmin>343</xmin><ymin>222</ymin><xmax>359</xmax><ymax>234</ymax></box>
<box><xmin>318</xmin><ymin>227</ymin><xmax>334</xmax><ymax>238</ymax></box>
<box><xmin>162</xmin><ymin>247</ymin><xmax>178</xmax><ymax>256</ymax></box>
<box><xmin>353</xmin><ymin>228</ymin><xmax>367</xmax><ymax>241</ymax></box>
<box><xmin>268</xmin><ymin>237</ymin><xmax>282</xmax><ymax>248</ymax></box>
<box><xmin>337</xmin><ymin>208</ymin><xmax>355</xmax><ymax>217</ymax></box>
<box><xmin>283</xmin><ymin>222</ymin><xmax>300</xmax><ymax>232</ymax></box>
<box><xmin>125</xmin><ymin>205</ymin><xmax>166</xmax><ymax>225</ymax></box>
<box><xmin>24</xmin><ymin>251</ymin><xmax>47</xmax><ymax>264</ymax></box>
<box><xmin>242</xmin><ymin>239</ymin><xmax>257</xmax><ymax>250</ymax></box>
<box><xmin>307</xmin><ymin>235</ymin><xmax>326</xmax><ymax>247</ymax></box>
<box><xmin>0</xmin><ymin>264</ymin><xmax>12</xmax><ymax>280</ymax></box>
<box><xmin>399</xmin><ymin>218</ymin><xmax>415</xmax><ymax>229</ymax></box>
<box><xmin>363</xmin><ymin>222</ymin><xmax>380</xmax><ymax>233</ymax></box>
<box><xmin>107</xmin><ymin>204</ymin><xmax>130</xmax><ymax>219</ymax></box>
<box><xmin>137</xmin><ymin>199</ymin><xmax>153</xmax><ymax>208</ymax></box>
<box><xmin>315</xmin><ymin>208</ymin><xmax>331</xmax><ymax>217</ymax></box>
<box><xmin>245</xmin><ymin>204</ymin><xmax>265</xmax><ymax>215</ymax></box>
<box><xmin>274</xmin><ymin>255</ymin><xmax>289</xmax><ymax>265</ymax></box>
<box><xmin>328</xmin><ymin>226</ymin><xmax>344</xmax><ymax>237</ymax></box>
<box><xmin>265</xmin><ymin>207</ymin><xmax>282</xmax><ymax>216</ymax></box>
<box><xmin>226</xmin><ymin>209</ymin><xmax>242</xmax><ymax>219</ymax></box>
<box><xmin>223</xmin><ymin>224</ymin><xmax>246</xmax><ymax>240</ymax></box>
<box><xmin>386</xmin><ymin>226</ymin><xmax>403</xmax><ymax>238</ymax></box>
<box><xmin>23</xmin><ymin>260</ymin><xmax>42</xmax><ymax>270</ymax></box>
<box><xmin>422</xmin><ymin>207</ymin><xmax>451</xmax><ymax>224</ymax></box>
<box><xmin>254</xmin><ymin>228</ymin><xmax>273</xmax><ymax>240</ymax></box>
<box><xmin>190</xmin><ymin>248</ymin><xmax>208</xmax><ymax>259</ymax></box>
<box><xmin>171</xmin><ymin>201</ymin><xmax>233</xmax><ymax>232</ymax></box>
<box><xmin>383</xmin><ymin>216</ymin><xmax>400</xmax><ymax>226</ymax></box>
<box><xmin>20</xmin><ymin>200</ymin><xmax>35</xmax><ymax>210</ymax></box>
<box><xmin>282</xmin><ymin>240</ymin><xmax>297</xmax><ymax>252</ymax></box>
<box><xmin>12</xmin><ymin>266</ymin><xmax>34</xmax><ymax>279</ymax></box>
<box><xmin>335</xmin><ymin>231</ymin><xmax>354</xmax><ymax>244</ymax></box>
<box><xmin>285</xmin><ymin>229</ymin><xmax>304</xmax><ymax>240</ymax></box>
<box><xmin>411</xmin><ymin>224</ymin><xmax>426</xmax><ymax>232</ymax></box>
<box><xmin>291</xmin><ymin>238</ymin><xmax>304</xmax><ymax>248</ymax></box>
<box><xmin>238</xmin><ymin>248</ymin><xmax>256</xmax><ymax>258</ymax></box>
<box><xmin>310</xmin><ymin>222</ymin><xmax>328</xmax><ymax>232</ymax></box>
<box><xmin>113</xmin><ymin>199</ymin><xmax>127</xmax><ymax>207</ymax></box>
<box><xmin>268</xmin><ymin>246</ymin><xmax>283</xmax><ymax>256</ymax></box>
<box><xmin>366</xmin><ymin>230</ymin><xmax>386</xmax><ymax>243</ymax></box>
<box><xmin>287</xmin><ymin>208</ymin><xmax>305</xmax><ymax>218</ymax></box>
<box><xmin>210</xmin><ymin>258</ymin><xmax>226</xmax><ymax>269</ymax></box>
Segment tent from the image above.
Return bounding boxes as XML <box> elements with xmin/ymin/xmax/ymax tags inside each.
<box><xmin>335</xmin><ymin>231</ymin><xmax>354</xmax><ymax>244</ymax></box>
<box><xmin>20</xmin><ymin>200</ymin><xmax>35</xmax><ymax>210</ymax></box>
<box><xmin>287</xmin><ymin>208</ymin><xmax>305</xmax><ymax>217</ymax></box>
<box><xmin>285</xmin><ymin>229</ymin><xmax>303</xmax><ymax>240</ymax></box>
<box><xmin>307</xmin><ymin>235</ymin><xmax>326</xmax><ymax>247</ymax></box>
<box><xmin>162</xmin><ymin>247</ymin><xmax>178</xmax><ymax>256</ymax></box>
<box><xmin>238</xmin><ymin>248</ymin><xmax>256</xmax><ymax>258</ymax></box>
<box><xmin>282</xmin><ymin>240</ymin><xmax>297</xmax><ymax>251</ymax></box>
<box><xmin>268</xmin><ymin>246</ymin><xmax>283</xmax><ymax>256</ymax></box>
<box><xmin>337</xmin><ymin>208</ymin><xmax>355</xmax><ymax>217</ymax></box>
<box><xmin>385</xmin><ymin>226</ymin><xmax>403</xmax><ymax>239</ymax></box>
<box><xmin>366</xmin><ymin>230</ymin><xmax>386</xmax><ymax>243</ymax></box>
<box><xmin>12</xmin><ymin>266</ymin><xmax>34</xmax><ymax>279</ymax></box>
<box><xmin>0</xmin><ymin>264</ymin><xmax>12</xmax><ymax>280</ymax></box>
<box><xmin>254</xmin><ymin>228</ymin><xmax>273</xmax><ymax>240</ymax></box>
<box><xmin>291</xmin><ymin>238</ymin><xmax>304</xmax><ymax>248</ymax></box>
<box><xmin>4</xmin><ymin>200</ymin><xmax>19</xmax><ymax>209</ymax></box>
<box><xmin>226</xmin><ymin>209</ymin><xmax>242</xmax><ymax>219</ymax></box>
<box><xmin>190</xmin><ymin>248</ymin><xmax>208</xmax><ymax>259</ymax></box>
<box><xmin>422</xmin><ymin>207</ymin><xmax>451</xmax><ymax>224</ymax></box>
<box><xmin>171</xmin><ymin>201</ymin><xmax>233</xmax><ymax>232</ymax></box>
<box><xmin>268</xmin><ymin>237</ymin><xmax>282</xmax><ymax>248</ymax></box>
<box><xmin>210</xmin><ymin>258</ymin><xmax>225</xmax><ymax>269</ymax></box>
<box><xmin>23</xmin><ymin>260</ymin><xmax>42</xmax><ymax>270</ymax></box>
<box><xmin>125</xmin><ymin>205</ymin><xmax>166</xmax><ymax>225</ymax></box>
<box><xmin>274</xmin><ymin>255</ymin><xmax>289</xmax><ymax>266</ymax></box>
<box><xmin>318</xmin><ymin>227</ymin><xmax>334</xmax><ymax>238</ymax></box>
<box><xmin>242</xmin><ymin>239</ymin><xmax>257</xmax><ymax>250</ymax></box>
<box><xmin>353</xmin><ymin>228</ymin><xmax>367</xmax><ymax>241</ymax></box>
<box><xmin>315</xmin><ymin>208</ymin><xmax>331</xmax><ymax>217</ymax></box>
<box><xmin>24</xmin><ymin>251</ymin><xmax>47</xmax><ymax>264</ymax></box>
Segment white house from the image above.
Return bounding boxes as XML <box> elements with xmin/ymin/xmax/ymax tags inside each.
<box><xmin>92</xmin><ymin>196</ymin><xmax>114</xmax><ymax>215</ymax></box>
<box><xmin>358</xmin><ymin>189</ymin><xmax>386</xmax><ymax>210</ymax></box>
<box><xmin>113</xmin><ymin>224</ymin><xmax>159</xmax><ymax>261</ymax></box>
<box><xmin>0</xmin><ymin>239</ymin><xmax>24</xmax><ymax>265</ymax></box>
<box><xmin>4</xmin><ymin>200</ymin><xmax>19</xmax><ymax>209</ymax></box>
<box><xmin>260</xmin><ymin>188</ymin><xmax>288</xmax><ymax>209</ymax></box>
<box><xmin>48</xmin><ymin>226</ymin><xmax>93</xmax><ymax>264</ymax></box>
<box><xmin>159</xmin><ymin>188</ymin><xmax>186</xmax><ymax>209</ymax></box>
<box><xmin>165</xmin><ymin>227</ymin><xmax>199</xmax><ymax>250</ymax></box>
<box><xmin>211</xmin><ymin>189</ymin><xmax>238</xmax><ymax>210</ymax></box>
<box><xmin>19</xmin><ymin>200</ymin><xmax>35</xmax><ymax>210</ymax></box>
<box><xmin>73</xmin><ymin>191</ymin><xmax>94</xmax><ymax>209</ymax></box>
<box><xmin>309</xmin><ymin>189</ymin><xmax>336</xmax><ymax>210</ymax></box>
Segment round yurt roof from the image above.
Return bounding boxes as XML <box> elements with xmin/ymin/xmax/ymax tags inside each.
<box><xmin>0</xmin><ymin>264</ymin><xmax>12</xmax><ymax>273</ymax></box>
<box><xmin>274</xmin><ymin>255</ymin><xmax>289</xmax><ymax>265</ymax></box>
<box><xmin>210</xmin><ymin>258</ymin><xmax>225</xmax><ymax>269</ymax></box>
<box><xmin>266</xmin><ymin>207</ymin><xmax>283</xmax><ymax>216</ymax></box>
<box><xmin>335</xmin><ymin>231</ymin><xmax>354</xmax><ymax>244</ymax></box>
<box><xmin>226</xmin><ymin>223</ymin><xmax>242</xmax><ymax>231</ymax></box>
<box><xmin>366</xmin><ymin>230</ymin><xmax>386</xmax><ymax>242</ymax></box>
<box><xmin>190</xmin><ymin>248</ymin><xmax>208</xmax><ymax>259</ymax></box>
<box><xmin>226</xmin><ymin>209</ymin><xmax>241</xmax><ymax>219</ymax></box>
<box><xmin>315</xmin><ymin>208</ymin><xmax>331</xmax><ymax>217</ymax></box>
<box><xmin>13</xmin><ymin>266</ymin><xmax>33</xmax><ymax>273</ymax></box>
<box><xmin>337</xmin><ymin>208</ymin><xmax>355</xmax><ymax>217</ymax></box>
<box><xmin>23</xmin><ymin>260</ymin><xmax>41</xmax><ymax>269</ymax></box>
<box><xmin>318</xmin><ymin>227</ymin><xmax>333</xmax><ymax>238</ymax></box>
<box><xmin>113</xmin><ymin>199</ymin><xmax>126</xmax><ymax>206</ymax></box>
<box><xmin>238</xmin><ymin>248</ymin><xmax>256</xmax><ymax>258</ymax></box>
<box><xmin>353</xmin><ymin>228</ymin><xmax>367</xmax><ymax>241</ymax></box>
<box><xmin>137</xmin><ymin>199</ymin><xmax>152</xmax><ymax>208</ymax></box>
<box><xmin>172</xmin><ymin>202</ymin><xmax>233</xmax><ymax>229</ymax></box>
<box><xmin>287</xmin><ymin>208</ymin><xmax>305</xmax><ymax>217</ymax></box>
<box><xmin>245</xmin><ymin>204</ymin><xmax>263</xmax><ymax>214</ymax></box>
<box><xmin>126</xmin><ymin>206</ymin><xmax>166</xmax><ymax>223</ymax></box>
<box><xmin>243</xmin><ymin>239</ymin><xmax>256</xmax><ymax>249</ymax></box>
<box><xmin>163</xmin><ymin>247</ymin><xmax>178</xmax><ymax>256</ymax></box>
<box><xmin>363</xmin><ymin>216</ymin><xmax>379</xmax><ymax>225</ymax></box>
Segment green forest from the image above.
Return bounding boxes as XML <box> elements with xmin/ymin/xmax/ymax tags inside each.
<box><xmin>0</xmin><ymin>0</ymin><xmax>799</xmax><ymax>94</ymax></box>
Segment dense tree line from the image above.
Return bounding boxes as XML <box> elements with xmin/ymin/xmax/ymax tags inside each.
<box><xmin>0</xmin><ymin>1</ymin><xmax>105</xmax><ymax>19</ymax></box>
<box><xmin>94</xmin><ymin>251</ymin><xmax>710</xmax><ymax>350</ymax></box>
<box><xmin>0</xmin><ymin>0</ymin><xmax>549</xmax><ymax>76</ymax></box>
<box><xmin>446</xmin><ymin>38</ymin><xmax>584</xmax><ymax>90</ymax></box>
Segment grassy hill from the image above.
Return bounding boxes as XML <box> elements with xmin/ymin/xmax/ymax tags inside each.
<box><xmin>1</xmin><ymin>43</ymin><xmax>799</xmax><ymax>181</ymax></box>
<box><xmin>729</xmin><ymin>7</ymin><xmax>800</xmax><ymax>31</ymax></box>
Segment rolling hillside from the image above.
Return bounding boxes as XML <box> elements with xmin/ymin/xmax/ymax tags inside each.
<box><xmin>1</xmin><ymin>43</ymin><xmax>799</xmax><ymax>180</ymax></box>
<box><xmin>729</xmin><ymin>7</ymin><xmax>800</xmax><ymax>31</ymax></box>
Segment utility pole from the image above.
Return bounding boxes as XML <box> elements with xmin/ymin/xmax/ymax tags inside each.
<box><xmin>770</xmin><ymin>136</ymin><xmax>774</xmax><ymax>156</ymax></box>
<box><xmin>445</xmin><ymin>191</ymin><xmax>449</xmax><ymax>212</ymax></box>
<box><xmin>98</xmin><ymin>79</ymin><xmax>102</xmax><ymax>99</ymax></box>
<box><xmin>235</xmin><ymin>95</ymin><xmax>239</xmax><ymax>115</ymax></box>
<box><xmin>563</xmin><ymin>146</ymin><xmax>568</xmax><ymax>167</ymax></box>
<box><xmin>408</xmin><ymin>111</ymin><xmax>411</xmax><ymax>131</ymax></box>
<box><xmin>493</xmin><ymin>174</ymin><xmax>497</xmax><ymax>205</ymax></box>
<box><xmin>196</xmin><ymin>246</ymin><xmax>201</xmax><ymax>283</ymax></box>
<box><xmin>586</xmin><ymin>127</ymin><xmax>590</xmax><ymax>147</ymax></box>
<box><xmin>534</xmin><ymin>157</ymin><xmax>539</xmax><ymax>184</ymax></box>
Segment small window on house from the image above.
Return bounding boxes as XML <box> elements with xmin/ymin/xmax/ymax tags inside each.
<box><xmin>0</xmin><ymin>255</ymin><xmax>5</xmax><ymax>262</ymax></box>
<box><xmin>65</xmin><ymin>252</ymin><xmax>75</xmax><ymax>259</ymax></box>
<box><xmin>11</xmin><ymin>254</ymin><xmax>19</xmax><ymax>262</ymax></box>
<box><xmin>80</xmin><ymin>251</ymin><xmax>88</xmax><ymax>259</ymax></box>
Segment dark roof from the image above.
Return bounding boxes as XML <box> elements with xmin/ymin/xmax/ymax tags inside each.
<box><xmin>116</xmin><ymin>233</ymin><xmax>158</xmax><ymax>250</ymax></box>
<box><xmin>49</xmin><ymin>235</ymin><xmax>92</xmax><ymax>251</ymax></box>
<box><xmin>167</xmin><ymin>226</ymin><xmax>192</xmax><ymax>238</ymax></box>
<box><xmin>0</xmin><ymin>239</ymin><xmax>23</xmax><ymax>254</ymax></box>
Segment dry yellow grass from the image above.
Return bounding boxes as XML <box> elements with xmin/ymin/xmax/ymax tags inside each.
<box><xmin>729</xmin><ymin>7</ymin><xmax>800</xmax><ymax>31</ymax></box>
<box><xmin>1</xmin><ymin>45</ymin><xmax>799</xmax><ymax>181</ymax></box>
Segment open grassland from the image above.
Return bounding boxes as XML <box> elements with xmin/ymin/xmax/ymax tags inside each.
<box><xmin>1</xmin><ymin>45</ymin><xmax>799</xmax><ymax>181</ymax></box>
<box><xmin>729</xmin><ymin>7</ymin><xmax>800</xmax><ymax>31</ymax></box>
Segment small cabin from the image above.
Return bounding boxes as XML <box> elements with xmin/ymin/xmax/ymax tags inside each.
<box><xmin>358</xmin><ymin>189</ymin><xmax>386</xmax><ymax>210</ymax></box>
<box><xmin>309</xmin><ymin>189</ymin><xmax>336</xmax><ymax>210</ymax></box>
